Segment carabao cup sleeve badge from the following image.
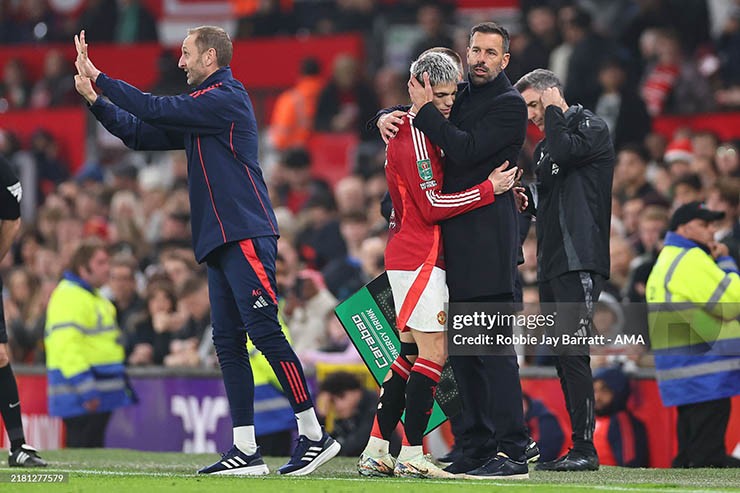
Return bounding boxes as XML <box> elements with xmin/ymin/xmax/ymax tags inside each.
<box><xmin>417</xmin><ymin>159</ymin><xmax>433</xmax><ymax>181</ymax></box>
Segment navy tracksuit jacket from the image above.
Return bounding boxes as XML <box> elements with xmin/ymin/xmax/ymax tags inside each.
<box><xmin>90</xmin><ymin>67</ymin><xmax>316</xmax><ymax>421</ymax></box>
<box><xmin>90</xmin><ymin>66</ymin><xmax>279</xmax><ymax>262</ymax></box>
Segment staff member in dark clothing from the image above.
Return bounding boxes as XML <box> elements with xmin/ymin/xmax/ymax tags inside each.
<box><xmin>400</xmin><ymin>22</ymin><xmax>530</xmax><ymax>479</ymax></box>
<box><xmin>514</xmin><ymin>69</ymin><xmax>615</xmax><ymax>471</ymax></box>
<box><xmin>0</xmin><ymin>156</ymin><xmax>46</xmax><ymax>467</ymax></box>
<box><xmin>73</xmin><ymin>27</ymin><xmax>339</xmax><ymax>476</ymax></box>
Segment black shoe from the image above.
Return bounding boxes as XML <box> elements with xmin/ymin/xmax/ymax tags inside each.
<box><xmin>464</xmin><ymin>453</ymin><xmax>529</xmax><ymax>480</ymax></box>
<box><xmin>197</xmin><ymin>445</ymin><xmax>269</xmax><ymax>475</ymax></box>
<box><xmin>443</xmin><ymin>455</ymin><xmax>488</xmax><ymax>474</ymax></box>
<box><xmin>9</xmin><ymin>445</ymin><xmax>47</xmax><ymax>467</ymax></box>
<box><xmin>535</xmin><ymin>449</ymin><xmax>599</xmax><ymax>471</ymax></box>
<box><xmin>437</xmin><ymin>447</ymin><xmax>463</xmax><ymax>466</ymax></box>
<box><xmin>525</xmin><ymin>438</ymin><xmax>540</xmax><ymax>463</ymax></box>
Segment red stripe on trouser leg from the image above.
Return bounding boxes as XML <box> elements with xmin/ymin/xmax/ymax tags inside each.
<box><xmin>239</xmin><ymin>239</ymin><xmax>278</xmax><ymax>303</ymax></box>
<box><xmin>288</xmin><ymin>361</ymin><xmax>308</xmax><ymax>403</ymax></box>
<box><xmin>280</xmin><ymin>361</ymin><xmax>303</xmax><ymax>403</ymax></box>
<box><xmin>411</xmin><ymin>358</ymin><xmax>442</xmax><ymax>383</ymax></box>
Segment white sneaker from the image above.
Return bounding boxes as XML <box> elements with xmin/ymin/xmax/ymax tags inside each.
<box><xmin>394</xmin><ymin>454</ymin><xmax>456</xmax><ymax>479</ymax></box>
<box><xmin>357</xmin><ymin>452</ymin><xmax>396</xmax><ymax>477</ymax></box>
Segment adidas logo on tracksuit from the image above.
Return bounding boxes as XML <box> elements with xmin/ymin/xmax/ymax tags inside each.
<box><xmin>252</xmin><ymin>296</ymin><xmax>269</xmax><ymax>309</ymax></box>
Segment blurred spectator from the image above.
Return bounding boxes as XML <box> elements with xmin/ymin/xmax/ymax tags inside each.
<box><xmin>271</xmin><ymin>147</ymin><xmax>330</xmax><ymax>214</ymax></box>
<box><xmin>29</xmin><ymin>49</ymin><xmax>76</xmax><ymax>108</ymax></box>
<box><xmin>409</xmin><ymin>3</ymin><xmax>454</xmax><ymax>61</ymax></box>
<box><xmin>314</xmin><ymin>54</ymin><xmax>380</xmax><ymax>141</ymax></box>
<box><xmin>108</xmin><ymin>253</ymin><xmax>145</xmax><ymax>338</ymax></box>
<box><xmin>316</xmin><ymin>371</ymin><xmax>378</xmax><ymax>457</ymax></box>
<box><xmin>671</xmin><ymin>173</ymin><xmax>704</xmax><ymax>208</ymax></box>
<box><xmin>641</xmin><ymin>29</ymin><xmax>714</xmax><ymax>116</ymax></box>
<box><xmin>283</xmin><ymin>268</ymin><xmax>337</xmax><ymax>355</ymax></box>
<box><xmin>562</xmin><ymin>6</ymin><xmax>617</xmax><ymax>109</ymax></box>
<box><xmin>115</xmin><ymin>0</ymin><xmax>157</xmax><ymax>43</ymax></box>
<box><xmin>706</xmin><ymin>179</ymin><xmax>740</xmax><ymax>263</ymax></box>
<box><xmin>373</xmin><ymin>66</ymin><xmax>407</xmax><ymax>110</ymax></box>
<box><xmin>294</xmin><ymin>191</ymin><xmax>345</xmax><ymax>270</ymax></box>
<box><xmin>716</xmin><ymin>6</ymin><xmax>740</xmax><ymax>94</ymax></box>
<box><xmin>149</xmin><ymin>51</ymin><xmax>190</xmax><ymax>96</ymax></box>
<box><xmin>268</xmin><ymin>58</ymin><xmax>324</xmax><ymax>153</ymax></box>
<box><xmin>609</xmin><ymin>234</ymin><xmax>636</xmax><ymax>296</ymax></box>
<box><xmin>358</xmin><ymin>236</ymin><xmax>384</xmax><ymax>280</ymax></box>
<box><xmin>522</xmin><ymin>392</ymin><xmax>565</xmax><ymax>463</ymax></box>
<box><xmin>322</xmin><ymin>211</ymin><xmax>368</xmax><ymax>300</ymax></box>
<box><xmin>164</xmin><ymin>274</ymin><xmax>210</xmax><ymax>368</ymax></box>
<box><xmin>0</xmin><ymin>59</ymin><xmax>31</xmax><ymax>111</ymax></box>
<box><xmin>14</xmin><ymin>0</ymin><xmax>65</xmax><ymax>43</ymax></box>
<box><xmin>4</xmin><ymin>267</ymin><xmax>44</xmax><ymax>363</ymax></box>
<box><xmin>128</xmin><ymin>279</ymin><xmax>179</xmax><ymax>365</ymax></box>
<box><xmin>593</xmin><ymin>366</ymin><xmax>649</xmax><ymax>467</ymax></box>
<box><xmin>76</xmin><ymin>0</ymin><xmax>117</xmax><ymax>43</ymax></box>
<box><xmin>614</xmin><ymin>144</ymin><xmax>662</xmax><ymax>204</ymax></box>
<box><xmin>716</xmin><ymin>143</ymin><xmax>740</xmax><ymax>178</ymax></box>
<box><xmin>664</xmin><ymin>137</ymin><xmax>694</xmax><ymax>179</ymax></box>
<box><xmin>234</xmin><ymin>0</ymin><xmax>296</xmax><ymax>39</ymax></box>
<box><xmin>334</xmin><ymin>175</ymin><xmax>366</xmax><ymax>215</ymax></box>
<box><xmin>595</xmin><ymin>58</ymin><xmax>652</xmax><ymax>151</ymax></box>
<box><xmin>160</xmin><ymin>249</ymin><xmax>196</xmax><ymax>294</ymax></box>
<box><xmin>26</xmin><ymin>130</ymin><xmax>70</xmax><ymax>202</ymax></box>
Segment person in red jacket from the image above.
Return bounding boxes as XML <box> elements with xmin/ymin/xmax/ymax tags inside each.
<box><xmin>593</xmin><ymin>366</ymin><xmax>648</xmax><ymax>468</ymax></box>
<box><xmin>357</xmin><ymin>51</ymin><xmax>520</xmax><ymax>479</ymax></box>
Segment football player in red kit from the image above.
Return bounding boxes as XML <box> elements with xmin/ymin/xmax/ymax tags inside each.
<box><xmin>358</xmin><ymin>51</ymin><xmax>519</xmax><ymax>479</ymax></box>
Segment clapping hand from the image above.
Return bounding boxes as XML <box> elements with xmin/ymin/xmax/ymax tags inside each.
<box><xmin>74</xmin><ymin>30</ymin><xmax>101</xmax><ymax>82</ymax></box>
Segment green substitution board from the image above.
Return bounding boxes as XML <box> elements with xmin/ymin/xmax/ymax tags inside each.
<box><xmin>334</xmin><ymin>273</ymin><xmax>450</xmax><ymax>434</ymax></box>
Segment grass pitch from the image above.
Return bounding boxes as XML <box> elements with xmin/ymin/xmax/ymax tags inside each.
<box><xmin>1</xmin><ymin>449</ymin><xmax>739</xmax><ymax>492</ymax></box>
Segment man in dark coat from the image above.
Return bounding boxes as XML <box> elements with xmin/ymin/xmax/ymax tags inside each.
<box><xmin>515</xmin><ymin>68</ymin><xmax>615</xmax><ymax>471</ymax></box>
<box><xmin>404</xmin><ymin>22</ymin><xmax>530</xmax><ymax>479</ymax></box>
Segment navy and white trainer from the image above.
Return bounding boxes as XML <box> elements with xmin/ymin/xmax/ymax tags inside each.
<box><xmin>197</xmin><ymin>445</ymin><xmax>269</xmax><ymax>475</ymax></box>
<box><xmin>9</xmin><ymin>445</ymin><xmax>46</xmax><ymax>467</ymax></box>
<box><xmin>277</xmin><ymin>431</ymin><xmax>341</xmax><ymax>476</ymax></box>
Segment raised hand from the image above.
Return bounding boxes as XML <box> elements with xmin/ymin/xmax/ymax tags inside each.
<box><xmin>488</xmin><ymin>161</ymin><xmax>518</xmax><ymax>195</ymax></box>
<box><xmin>74</xmin><ymin>30</ymin><xmax>101</xmax><ymax>82</ymax></box>
<box><xmin>74</xmin><ymin>74</ymin><xmax>98</xmax><ymax>105</ymax></box>
<box><xmin>513</xmin><ymin>187</ymin><xmax>529</xmax><ymax>212</ymax></box>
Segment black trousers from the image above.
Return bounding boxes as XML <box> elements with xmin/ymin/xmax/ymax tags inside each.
<box><xmin>539</xmin><ymin>271</ymin><xmax>603</xmax><ymax>452</ymax></box>
<box><xmin>448</xmin><ymin>293</ymin><xmax>528</xmax><ymax>461</ymax></box>
<box><xmin>673</xmin><ymin>398</ymin><xmax>731</xmax><ymax>468</ymax></box>
<box><xmin>63</xmin><ymin>411</ymin><xmax>112</xmax><ymax>448</ymax></box>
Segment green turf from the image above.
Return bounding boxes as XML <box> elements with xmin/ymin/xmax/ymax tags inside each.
<box><xmin>0</xmin><ymin>449</ymin><xmax>739</xmax><ymax>492</ymax></box>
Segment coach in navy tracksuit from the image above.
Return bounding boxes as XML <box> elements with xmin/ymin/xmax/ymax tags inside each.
<box><xmin>73</xmin><ymin>27</ymin><xmax>339</xmax><ymax>476</ymax></box>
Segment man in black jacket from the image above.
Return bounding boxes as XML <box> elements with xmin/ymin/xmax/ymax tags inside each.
<box><xmin>404</xmin><ymin>22</ymin><xmax>530</xmax><ymax>479</ymax></box>
<box><xmin>515</xmin><ymin>69</ymin><xmax>615</xmax><ymax>471</ymax></box>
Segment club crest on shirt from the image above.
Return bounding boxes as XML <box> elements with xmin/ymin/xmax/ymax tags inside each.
<box><xmin>417</xmin><ymin>159</ymin><xmax>433</xmax><ymax>181</ymax></box>
<box><xmin>437</xmin><ymin>311</ymin><xmax>446</xmax><ymax>325</ymax></box>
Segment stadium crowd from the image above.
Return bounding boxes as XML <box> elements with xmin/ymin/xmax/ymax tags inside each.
<box><xmin>0</xmin><ymin>0</ymin><xmax>738</xmax><ymax>377</ymax></box>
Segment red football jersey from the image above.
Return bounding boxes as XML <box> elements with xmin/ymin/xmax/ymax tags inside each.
<box><xmin>384</xmin><ymin>111</ymin><xmax>495</xmax><ymax>271</ymax></box>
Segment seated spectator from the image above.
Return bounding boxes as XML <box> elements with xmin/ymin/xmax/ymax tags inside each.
<box><xmin>316</xmin><ymin>371</ymin><xmax>380</xmax><ymax>457</ymax></box>
<box><xmin>282</xmin><ymin>268</ymin><xmax>338</xmax><ymax>355</ymax></box>
<box><xmin>706</xmin><ymin>179</ymin><xmax>740</xmax><ymax>264</ymax></box>
<box><xmin>593</xmin><ymin>366</ymin><xmax>649</xmax><ymax>467</ymax></box>
<box><xmin>314</xmin><ymin>54</ymin><xmax>379</xmax><ymax>141</ymax></box>
<box><xmin>640</xmin><ymin>29</ymin><xmax>714</xmax><ymax>116</ymax></box>
<box><xmin>29</xmin><ymin>49</ymin><xmax>77</xmax><ymax>108</ymax></box>
<box><xmin>4</xmin><ymin>267</ymin><xmax>44</xmax><ymax>363</ymax></box>
<box><xmin>409</xmin><ymin>3</ymin><xmax>454</xmax><ymax>61</ymax></box>
<box><xmin>128</xmin><ymin>279</ymin><xmax>179</xmax><ymax>366</ymax></box>
<box><xmin>294</xmin><ymin>191</ymin><xmax>345</xmax><ymax>270</ymax></box>
<box><xmin>164</xmin><ymin>274</ymin><xmax>210</xmax><ymax>368</ymax></box>
<box><xmin>322</xmin><ymin>211</ymin><xmax>369</xmax><ymax>301</ymax></box>
<box><xmin>716</xmin><ymin>143</ymin><xmax>740</xmax><ymax>178</ymax></box>
<box><xmin>671</xmin><ymin>173</ymin><xmax>704</xmax><ymax>209</ymax></box>
<box><xmin>108</xmin><ymin>253</ymin><xmax>145</xmax><ymax>339</ymax></box>
<box><xmin>234</xmin><ymin>0</ymin><xmax>297</xmax><ymax>39</ymax></box>
<box><xmin>0</xmin><ymin>58</ymin><xmax>31</xmax><ymax>111</ymax></box>
<box><xmin>664</xmin><ymin>138</ymin><xmax>694</xmax><ymax>179</ymax></box>
<box><xmin>614</xmin><ymin>144</ymin><xmax>663</xmax><ymax>205</ymax></box>
<box><xmin>522</xmin><ymin>392</ymin><xmax>565</xmax><ymax>463</ymax></box>
<box><xmin>76</xmin><ymin>0</ymin><xmax>117</xmax><ymax>43</ymax></box>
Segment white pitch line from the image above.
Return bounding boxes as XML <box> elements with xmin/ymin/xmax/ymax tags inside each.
<box><xmin>36</xmin><ymin>469</ymin><xmax>737</xmax><ymax>493</ymax></box>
